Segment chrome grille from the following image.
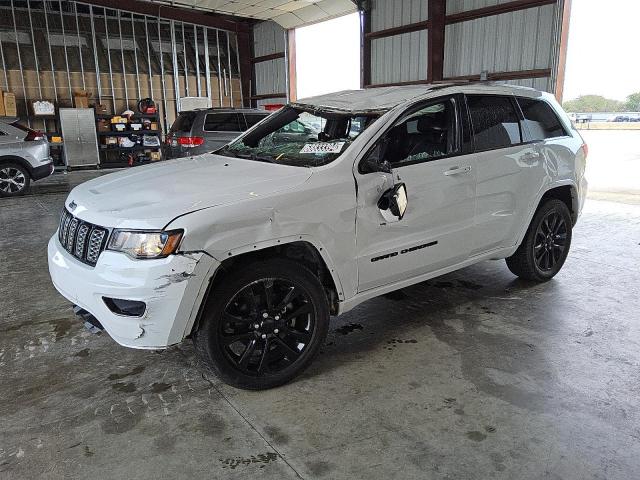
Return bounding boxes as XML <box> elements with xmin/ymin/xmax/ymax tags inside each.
<box><xmin>57</xmin><ymin>209</ymin><xmax>109</xmax><ymax>266</ymax></box>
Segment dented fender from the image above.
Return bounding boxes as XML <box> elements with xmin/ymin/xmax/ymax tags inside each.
<box><xmin>167</xmin><ymin>165</ymin><xmax>360</xmax><ymax>302</ymax></box>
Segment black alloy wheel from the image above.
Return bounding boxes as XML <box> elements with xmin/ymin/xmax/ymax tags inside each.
<box><xmin>194</xmin><ymin>258</ymin><xmax>330</xmax><ymax>390</ymax></box>
<box><xmin>505</xmin><ymin>199</ymin><xmax>573</xmax><ymax>281</ymax></box>
<box><xmin>533</xmin><ymin>210</ymin><xmax>568</xmax><ymax>272</ymax></box>
<box><xmin>219</xmin><ymin>278</ymin><xmax>315</xmax><ymax>376</ymax></box>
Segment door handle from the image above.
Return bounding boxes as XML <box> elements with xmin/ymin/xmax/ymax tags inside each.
<box><xmin>443</xmin><ymin>165</ymin><xmax>472</xmax><ymax>176</ymax></box>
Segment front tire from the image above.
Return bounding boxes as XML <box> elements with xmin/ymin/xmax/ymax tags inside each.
<box><xmin>0</xmin><ymin>163</ymin><xmax>30</xmax><ymax>197</ymax></box>
<box><xmin>194</xmin><ymin>258</ymin><xmax>330</xmax><ymax>390</ymax></box>
<box><xmin>506</xmin><ymin>199</ymin><xmax>572</xmax><ymax>282</ymax></box>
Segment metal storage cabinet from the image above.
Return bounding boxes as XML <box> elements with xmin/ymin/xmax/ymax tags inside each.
<box><xmin>59</xmin><ymin>108</ymin><xmax>100</xmax><ymax>167</ymax></box>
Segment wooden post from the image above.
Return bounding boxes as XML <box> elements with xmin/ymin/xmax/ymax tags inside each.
<box><xmin>428</xmin><ymin>0</ymin><xmax>446</xmax><ymax>83</ymax></box>
<box><xmin>554</xmin><ymin>0</ymin><xmax>572</xmax><ymax>102</ymax></box>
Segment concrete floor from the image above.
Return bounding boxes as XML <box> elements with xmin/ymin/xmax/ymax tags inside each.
<box><xmin>1</xmin><ymin>169</ymin><xmax>640</xmax><ymax>480</ymax></box>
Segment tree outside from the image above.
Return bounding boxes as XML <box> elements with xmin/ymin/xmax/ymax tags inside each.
<box><xmin>563</xmin><ymin>92</ymin><xmax>640</xmax><ymax>112</ymax></box>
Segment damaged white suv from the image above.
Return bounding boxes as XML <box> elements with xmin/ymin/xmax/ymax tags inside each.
<box><xmin>48</xmin><ymin>84</ymin><xmax>587</xmax><ymax>389</ymax></box>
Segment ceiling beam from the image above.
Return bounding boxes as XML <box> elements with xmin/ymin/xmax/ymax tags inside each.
<box><xmin>79</xmin><ymin>0</ymin><xmax>252</xmax><ymax>33</ymax></box>
<box><xmin>445</xmin><ymin>0</ymin><xmax>557</xmax><ymax>24</ymax></box>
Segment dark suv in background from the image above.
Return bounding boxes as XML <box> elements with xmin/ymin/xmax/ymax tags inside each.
<box><xmin>164</xmin><ymin>108</ymin><xmax>270</xmax><ymax>159</ymax></box>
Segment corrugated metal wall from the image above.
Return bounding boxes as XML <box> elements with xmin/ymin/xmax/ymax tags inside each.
<box><xmin>371</xmin><ymin>32</ymin><xmax>428</xmax><ymax>85</ymax></box>
<box><xmin>371</xmin><ymin>0</ymin><xmax>429</xmax><ymax>30</ymax></box>
<box><xmin>365</xmin><ymin>0</ymin><xmax>563</xmax><ymax>93</ymax></box>
<box><xmin>444</xmin><ymin>3</ymin><xmax>557</xmax><ymax>91</ymax></box>
<box><xmin>370</xmin><ymin>0</ymin><xmax>429</xmax><ymax>85</ymax></box>
<box><xmin>252</xmin><ymin>21</ymin><xmax>287</xmax><ymax>107</ymax></box>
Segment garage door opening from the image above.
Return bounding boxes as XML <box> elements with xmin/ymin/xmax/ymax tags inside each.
<box><xmin>294</xmin><ymin>13</ymin><xmax>361</xmax><ymax>99</ymax></box>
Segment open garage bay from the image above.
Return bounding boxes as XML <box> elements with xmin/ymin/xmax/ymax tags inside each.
<box><xmin>1</xmin><ymin>168</ymin><xmax>638</xmax><ymax>479</ymax></box>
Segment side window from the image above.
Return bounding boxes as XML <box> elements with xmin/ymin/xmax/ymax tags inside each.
<box><xmin>203</xmin><ymin>113</ymin><xmax>242</xmax><ymax>132</ymax></box>
<box><xmin>378</xmin><ymin>98</ymin><xmax>458</xmax><ymax>166</ymax></box>
<box><xmin>244</xmin><ymin>113</ymin><xmax>268</xmax><ymax>130</ymax></box>
<box><xmin>517</xmin><ymin>97</ymin><xmax>568</xmax><ymax>141</ymax></box>
<box><xmin>467</xmin><ymin>95</ymin><xmax>522</xmax><ymax>151</ymax></box>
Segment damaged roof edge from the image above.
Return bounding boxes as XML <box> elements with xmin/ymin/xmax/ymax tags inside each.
<box><xmin>292</xmin><ymin>82</ymin><xmax>540</xmax><ymax>113</ymax></box>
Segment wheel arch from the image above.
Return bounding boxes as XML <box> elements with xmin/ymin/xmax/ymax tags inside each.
<box><xmin>511</xmin><ymin>182</ymin><xmax>578</xmax><ymax>255</ymax></box>
<box><xmin>539</xmin><ymin>184</ymin><xmax>579</xmax><ymax>226</ymax></box>
<box><xmin>0</xmin><ymin>155</ymin><xmax>33</xmax><ymax>177</ymax></box>
<box><xmin>188</xmin><ymin>238</ymin><xmax>343</xmax><ymax>337</ymax></box>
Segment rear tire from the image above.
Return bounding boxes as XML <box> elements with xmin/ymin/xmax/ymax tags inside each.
<box><xmin>0</xmin><ymin>163</ymin><xmax>30</xmax><ymax>197</ymax></box>
<box><xmin>194</xmin><ymin>258</ymin><xmax>330</xmax><ymax>390</ymax></box>
<box><xmin>506</xmin><ymin>199</ymin><xmax>572</xmax><ymax>282</ymax></box>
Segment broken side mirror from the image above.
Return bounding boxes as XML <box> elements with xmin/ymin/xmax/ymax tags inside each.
<box><xmin>378</xmin><ymin>183</ymin><xmax>408</xmax><ymax>223</ymax></box>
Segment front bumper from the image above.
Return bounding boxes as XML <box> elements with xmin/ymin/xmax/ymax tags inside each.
<box><xmin>48</xmin><ymin>236</ymin><xmax>218</xmax><ymax>349</ymax></box>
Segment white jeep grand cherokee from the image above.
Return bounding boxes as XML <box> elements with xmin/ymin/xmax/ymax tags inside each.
<box><xmin>48</xmin><ymin>84</ymin><xmax>587</xmax><ymax>389</ymax></box>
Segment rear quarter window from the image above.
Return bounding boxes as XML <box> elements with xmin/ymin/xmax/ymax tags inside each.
<box><xmin>204</xmin><ymin>113</ymin><xmax>243</xmax><ymax>132</ymax></box>
<box><xmin>466</xmin><ymin>95</ymin><xmax>522</xmax><ymax>151</ymax></box>
<box><xmin>169</xmin><ymin>112</ymin><xmax>196</xmax><ymax>134</ymax></box>
<box><xmin>517</xmin><ymin>98</ymin><xmax>568</xmax><ymax>141</ymax></box>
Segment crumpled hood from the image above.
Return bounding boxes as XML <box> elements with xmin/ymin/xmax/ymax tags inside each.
<box><xmin>66</xmin><ymin>154</ymin><xmax>312</xmax><ymax>229</ymax></box>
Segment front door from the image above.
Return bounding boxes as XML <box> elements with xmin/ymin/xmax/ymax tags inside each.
<box><xmin>355</xmin><ymin>95</ymin><xmax>477</xmax><ymax>292</ymax></box>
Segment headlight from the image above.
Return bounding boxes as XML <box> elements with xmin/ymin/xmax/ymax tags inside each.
<box><xmin>107</xmin><ymin>230</ymin><xmax>183</xmax><ymax>259</ymax></box>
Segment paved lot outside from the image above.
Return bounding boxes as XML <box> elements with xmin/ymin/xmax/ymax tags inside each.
<box><xmin>581</xmin><ymin>129</ymin><xmax>640</xmax><ymax>203</ymax></box>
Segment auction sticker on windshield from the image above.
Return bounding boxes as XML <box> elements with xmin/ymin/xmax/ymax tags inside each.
<box><xmin>300</xmin><ymin>142</ymin><xmax>345</xmax><ymax>154</ymax></box>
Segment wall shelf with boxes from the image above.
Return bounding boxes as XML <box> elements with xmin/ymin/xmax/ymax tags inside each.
<box><xmin>95</xmin><ymin>100</ymin><xmax>163</xmax><ymax>168</ymax></box>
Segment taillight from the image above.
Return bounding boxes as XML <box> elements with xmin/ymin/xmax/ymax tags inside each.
<box><xmin>177</xmin><ymin>136</ymin><xmax>204</xmax><ymax>147</ymax></box>
<box><xmin>25</xmin><ymin>130</ymin><xmax>45</xmax><ymax>141</ymax></box>
<box><xmin>581</xmin><ymin>143</ymin><xmax>589</xmax><ymax>159</ymax></box>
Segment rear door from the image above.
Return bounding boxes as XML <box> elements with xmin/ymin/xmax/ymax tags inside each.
<box><xmin>466</xmin><ymin>94</ymin><xmax>544</xmax><ymax>255</ymax></box>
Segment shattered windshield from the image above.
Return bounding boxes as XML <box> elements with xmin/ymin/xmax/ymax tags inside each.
<box><xmin>216</xmin><ymin>106</ymin><xmax>379</xmax><ymax>167</ymax></box>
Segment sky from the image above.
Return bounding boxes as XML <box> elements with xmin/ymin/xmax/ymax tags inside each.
<box><xmin>294</xmin><ymin>13</ymin><xmax>361</xmax><ymax>99</ymax></box>
<box><xmin>294</xmin><ymin>3</ymin><xmax>640</xmax><ymax>102</ymax></box>
<box><xmin>560</xmin><ymin>0</ymin><xmax>640</xmax><ymax>101</ymax></box>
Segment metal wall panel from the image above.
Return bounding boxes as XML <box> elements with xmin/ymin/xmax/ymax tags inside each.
<box><xmin>443</xmin><ymin>4</ymin><xmax>556</xmax><ymax>77</ymax></box>
<box><xmin>371</xmin><ymin>30</ymin><xmax>428</xmax><ymax>85</ymax></box>
<box><xmin>254</xmin><ymin>57</ymin><xmax>286</xmax><ymax>96</ymax></box>
<box><xmin>252</xmin><ymin>21</ymin><xmax>287</xmax><ymax>104</ymax></box>
<box><xmin>446</xmin><ymin>0</ymin><xmax>523</xmax><ymax>15</ymax></box>
<box><xmin>370</xmin><ymin>0</ymin><xmax>428</xmax><ymax>32</ymax></box>
<box><xmin>501</xmin><ymin>77</ymin><xmax>552</xmax><ymax>91</ymax></box>
<box><xmin>253</xmin><ymin>20</ymin><xmax>285</xmax><ymax>57</ymax></box>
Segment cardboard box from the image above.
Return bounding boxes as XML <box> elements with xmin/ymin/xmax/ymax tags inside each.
<box><xmin>95</xmin><ymin>103</ymin><xmax>109</xmax><ymax>114</ymax></box>
<box><xmin>4</xmin><ymin>92</ymin><xmax>17</xmax><ymax>117</ymax></box>
<box><xmin>150</xmin><ymin>151</ymin><xmax>161</xmax><ymax>161</ymax></box>
<box><xmin>74</xmin><ymin>90</ymin><xmax>90</xmax><ymax>108</ymax></box>
<box><xmin>0</xmin><ymin>91</ymin><xmax>5</xmax><ymax>117</ymax></box>
<box><xmin>97</xmin><ymin>120</ymin><xmax>110</xmax><ymax>132</ymax></box>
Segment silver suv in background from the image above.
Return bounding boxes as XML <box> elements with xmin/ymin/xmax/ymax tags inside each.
<box><xmin>164</xmin><ymin>108</ymin><xmax>270</xmax><ymax>159</ymax></box>
<box><xmin>0</xmin><ymin>120</ymin><xmax>53</xmax><ymax>197</ymax></box>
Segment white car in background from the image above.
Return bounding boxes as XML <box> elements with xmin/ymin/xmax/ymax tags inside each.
<box><xmin>0</xmin><ymin>120</ymin><xmax>53</xmax><ymax>197</ymax></box>
<box><xmin>48</xmin><ymin>83</ymin><xmax>588</xmax><ymax>390</ymax></box>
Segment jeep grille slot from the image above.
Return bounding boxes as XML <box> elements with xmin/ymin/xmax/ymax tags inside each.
<box><xmin>58</xmin><ymin>209</ymin><xmax>108</xmax><ymax>266</ymax></box>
